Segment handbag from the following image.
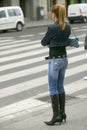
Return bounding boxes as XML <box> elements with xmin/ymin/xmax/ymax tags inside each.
<box><xmin>68</xmin><ymin>28</ymin><xmax>79</xmax><ymax>48</ymax></box>
<box><xmin>84</xmin><ymin>34</ymin><xmax>87</xmax><ymax>50</ymax></box>
<box><xmin>68</xmin><ymin>37</ymin><xmax>79</xmax><ymax>47</ymax></box>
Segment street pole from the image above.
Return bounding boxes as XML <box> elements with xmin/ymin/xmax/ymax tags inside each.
<box><xmin>48</xmin><ymin>0</ymin><xmax>51</xmax><ymax>19</ymax></box>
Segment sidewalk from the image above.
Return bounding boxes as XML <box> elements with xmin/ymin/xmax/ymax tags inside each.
<box><xmin>24</xmin><ymin>19</ymin><xmax>53</xmax><ymax>28</ymax></box>
<box><xmin>0</xmin><ymin>96</ymin><xmax>87</xmax><ymax>130</ymax></box>
<box><xmin>24</xmin><ymin>17</ymin><xmax>69</xmax><ymax>28</ymax></box>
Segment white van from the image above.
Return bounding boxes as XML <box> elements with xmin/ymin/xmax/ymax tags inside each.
<box><xmin>0</xmin><ymin>6</ymin><xmax>25</xmax><ymax>32</ymax></box>
<box><xmin>68</xmin><ymin>3</ymin><xmax>87</xmax><ymax>23</ymax></box>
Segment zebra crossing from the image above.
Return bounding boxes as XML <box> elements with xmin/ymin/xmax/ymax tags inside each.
<box><xmin>0</xmin><ymin>28</ymin><xmax>87</xmax><ymax>121</ymax></box>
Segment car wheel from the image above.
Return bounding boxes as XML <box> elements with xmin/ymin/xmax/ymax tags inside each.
<box><xmin>16</xmin><ymin>22</ymin><xmax>23</xmax><ymax>31</ymax></box>
<box><xmin>69</xmin><ymin>20</ymin><xmax>73</xmax><ymax>24</ymax></box>
<box><xmin>2</xmin><ymin>30</ymin><xmax>8</xmax><ymax>33</ymax></box>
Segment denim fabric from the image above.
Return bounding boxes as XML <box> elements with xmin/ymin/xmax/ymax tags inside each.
<box><xmin>48</xmin><ymin>57</ymin><xmax>68</xmax><ymax>95</ymax></box>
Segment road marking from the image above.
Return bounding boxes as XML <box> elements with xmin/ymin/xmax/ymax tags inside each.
<box><xmin>0</xmin><ymin>40</ymin><xmax>30</xmax><ymax>49</ymax></box>
<box><xmin>0</xmin><ymin>40</ymin><xmax>41</xmax><ymax>55</ymax></box>
<box><xmin>0</xmin><ymin>98</ymin><xmax>48</xmax><ymax>118</ymax></box>
<box><xmin>68</xmin><ymin>53</ymin><xmax>86</xmax><ymax>63</ymax></box>
<box><xmin>76</xmin><ymin>94</ymin><xmax>87</xmax><ymax>99</ymax></box>
<box><xmin>0</xmin><ymin>29</ymin><xmax>87</xmax><ymax>122</ymax></box>
<box><xmin>0</xmin><ymin>45</ymin><xmax>85</xmax><ymax>63</ymax></box>
<box><xmin>0</xmin><ymin>40</ymin><xmax>13</xmax><ymax>43</ymax></box>
<box><xmin>20</xmin><ymin>34</ymin><xmax>34</xmax><ymax>37</ymax></box>
<box><xmin>0</xmin><ymin>79</ymin><xmax>87</xmax><ymax>121</ymax></box>
<box><xmin>0</xmin><ymin>37</ymin><xmax>14</xmax><ymax>39</ymax></box>
<box><xmin>0</xmin><ymin>56</ymin><xmax>46</xmax><ymax>71</ymax></box>
<box><xmin>0</xmin><ymin>52</ymin><xmax>86</xmax><ymax>71</ymax></box>
<box><xmin>0</xmin><ymin>64</ymin><xmax>87</xmax><ymax>98</ymax></box>
<box><xmin>0</xmin><ymin>39</ymin><xmax>29</xmax><ymax>46</ymax></box>
<box><xmin>65</xmin><ymin>79</ymin><xmax>87</xmax><ymax>94</ymax></box>
<box><xmin>0</xmin><ymin>48</ymin><xmax>47</xmax><ymax>63</ymax></box>
<box><xmin>38</xmin><ymin>32</ymin><xmax>45</xmax><ymax>35</ymax></box>
<box><xmin>0</xmin><ymin>64</ymin><xmax>47</xmax><ymax>82</ymax></box>
<box><xmin>0</xmin><ymin>76</ymin><xmax>47</xmax><ymax>98</ymax></box>
<box><xmin>75</xmin><ymin>28</ymin><xmax>87</xmax><ymax>32</ymax></box>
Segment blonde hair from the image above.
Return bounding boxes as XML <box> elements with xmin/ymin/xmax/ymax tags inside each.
<box><xmin>51</xmin><ymin>4</ymin><xmax>66</xmax><ymax>30</ymax></box>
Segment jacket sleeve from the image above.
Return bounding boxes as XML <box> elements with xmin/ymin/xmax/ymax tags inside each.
<box><xmin>41</xmin><ymin>26</ymin><xmax>52</xmax><ymax>46</ymax></box>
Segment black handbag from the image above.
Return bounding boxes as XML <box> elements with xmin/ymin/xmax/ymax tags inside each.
<box><xmin>68</xmin><ymin>28</ymin><xmax>79</xmax><ymax>48</ymax></box>
<box><xmin>84</xmin><ymin>34</ymin><xmax>87</xmax><ymax>50</ymax></box>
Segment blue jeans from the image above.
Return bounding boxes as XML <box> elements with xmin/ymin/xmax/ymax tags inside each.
<box><xmin>48</xmin><ymin>57</ymin><xmax>68</xmax><ymax>95</ymax></box>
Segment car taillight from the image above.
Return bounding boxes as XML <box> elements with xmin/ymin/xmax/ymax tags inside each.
<box><xmin>80</xmin><ymin>8</ymin><xmax>82</xmax><ymax>15</ymax></box>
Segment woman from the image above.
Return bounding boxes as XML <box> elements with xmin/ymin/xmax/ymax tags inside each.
<box><xmin>41</xmin><ymin>4</ymin><xmax>71</xmax><ymax>125</ymax></box>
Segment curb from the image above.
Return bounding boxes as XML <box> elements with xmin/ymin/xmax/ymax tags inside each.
<box><xmin>24</xmin><ymin>20</ymin><xmax>53</xmax><ymax>29</ymax></box>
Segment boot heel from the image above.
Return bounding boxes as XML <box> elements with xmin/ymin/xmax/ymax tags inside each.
<box><xmin>57</xmin><ymin>112</ymin><xmax>67</xmax><ymax>123</ymax></box>
<box><xmin>62</xmin><ymin>113</ymin><xmax>67</xmax><ymax>123</ymax></box>
<box><xmin>63</xmin><ymin>117</ymin><xmax>66</xmax><ymax>123</ymax></box>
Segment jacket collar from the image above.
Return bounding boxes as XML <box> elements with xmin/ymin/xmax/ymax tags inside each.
<box><xmin>54</xmin><ymin>21</ymin><xmax>59</xmax><ymax>25</ymax></box>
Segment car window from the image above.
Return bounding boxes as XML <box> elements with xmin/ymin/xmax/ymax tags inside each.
<box><xmin>15</xmin><ymin>9</ymin><xmax>21</xmax><ymax>16</ymax></box>
<box><xmin>0</xmin><ymin>10</ymin><xmax>6</xmax><ymax>18</ymax></box>
<box><xmin>8</xmin><ymin>9</ymin><xmax>21</xmax><ymax>17</ymax></box>
<box><xmin>7</xmin><ymin>9</ymin><xmax>16</xmax><ymax>17</ymax></box>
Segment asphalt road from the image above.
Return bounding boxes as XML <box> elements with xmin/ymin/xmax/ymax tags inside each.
<box><xmin>0</xmin><ymin>23</ymin><xmax>87</xmax><ymax>108</ymax></box>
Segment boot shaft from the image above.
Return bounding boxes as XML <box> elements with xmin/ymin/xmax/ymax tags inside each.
<box><xmin>59</xmin><ymin>92</ymin><xmax>65</xmax><ymax>113</ymax></box>
<box><xmin>50</xmin><ymin>94</ymin><xmax>59</xmax><ymax>116</ymax></box>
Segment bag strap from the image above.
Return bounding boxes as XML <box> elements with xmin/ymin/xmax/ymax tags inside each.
<box><xmin>71</xmin><ymin>27</ymin><xmax>79</xmax><ymax>40</ymax></box>
<box><xmin>71</xmin><ymin>28</ymin><xmax>77</xmax><ymax>38</ymax></box>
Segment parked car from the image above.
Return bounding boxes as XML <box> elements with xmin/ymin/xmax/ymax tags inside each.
<box><xmin>0</xmin><ymin>6</ymin><xmax>25</xmax><ymax>32</ymax></box>
<box><xmin>68</xmin><ymin>3</ymin><xmax>87</xmax><ymax>23</ymax></box>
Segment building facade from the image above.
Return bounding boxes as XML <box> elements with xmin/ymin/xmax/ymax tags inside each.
<box><xmin>0</xmin><ymin>0</ymin><xmax>87</xmax><ymax>21</ymax></box>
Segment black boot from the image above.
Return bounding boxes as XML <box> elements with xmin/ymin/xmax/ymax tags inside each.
<box><xmin>44</xmin><ymin>94</ymin><xmax>59</xmax><ymax>125</ymax></box>
<box><xmin>57</xmin><ymin>92</ymin><xmax>66</xmax><ymax>123</ymax></box>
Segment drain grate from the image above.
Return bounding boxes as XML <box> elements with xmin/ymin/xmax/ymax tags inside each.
<box><xmin>37</xmin><ymin>95</ymin><xmax>77</xmax><ymax>103</ymax></box>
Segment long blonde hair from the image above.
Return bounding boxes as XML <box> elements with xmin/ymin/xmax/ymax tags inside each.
<box><xmin>51</xmin><ymin>4</ymin><xmax>66</xmax><ymax>30</ymax></box>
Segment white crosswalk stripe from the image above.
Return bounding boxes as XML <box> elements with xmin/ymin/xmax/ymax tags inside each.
<box><xmin>0</xmin><ymin>40</ymin><xmax>41</xmax><ymax>56</ymax></box>
<box><xmin>0</xmin><ymin>47</ymin><xmax>46</xmax><ymax>62</ymax></box>
<box><xmin>0</xmin><ymin>28</ymin><xmax>87</xmax><ymax>121</ymax></box>
<box><xmin>0</xmin><ymin>39</ymin><xmax>30</xmax><ymax>49</ymax></box>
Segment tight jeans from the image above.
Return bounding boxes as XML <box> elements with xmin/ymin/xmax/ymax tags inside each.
<box><xmin>48</xmin><ymin>57</ymin><xmax>68</xmax><ymax>95</ymax></box>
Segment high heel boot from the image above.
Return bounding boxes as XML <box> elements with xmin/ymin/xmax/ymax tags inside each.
<box><xmin>57</xmin><ymin>92</ymin><xmax>66</xmax><ymax>123</ymax></box>
<box><xmin>44</xmin><ymin>94</ymin><xmax>59</xmax><ymax>125</ymax></box>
